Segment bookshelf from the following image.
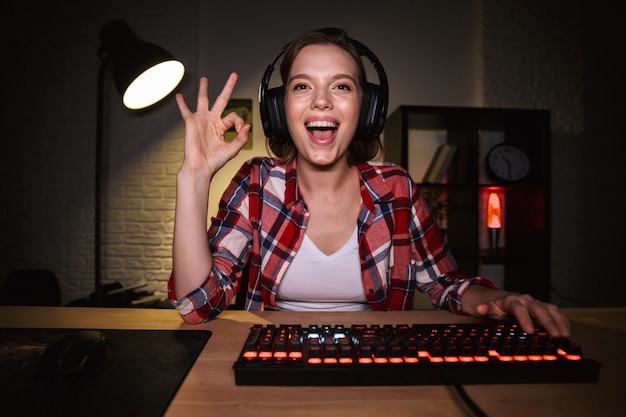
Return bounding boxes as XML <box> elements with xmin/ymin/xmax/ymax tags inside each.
<box><xmin>383</xmin><ymin>105</ymin><xmax>551</xmax><ymax>300</ymax></box>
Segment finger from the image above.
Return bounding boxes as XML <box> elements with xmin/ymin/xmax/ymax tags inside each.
<box><xmin>211</xmin><ymin>72</ymin><xmax>239</xmax><ymax>114</ymax></box>
<box><xmin>549</xmin><ymin>304</ymin><xmax>571</xmax><ymax>337</ymax></box>
<box><xmin>510</xmin><ymin>304</ymin><xmax>536</xmax><ymax>334</ymax></box>
<box><xmin>175</xmin><ymin>93</ymin><xmax>191</xmax><ymax>118</ymax></box>
<box><xmin>528</xmin><ymin>302</ymin><xmax>570</xmax><ymax>338</ymax></box>
<box><xmin>477</xmin><ymin>299</ymin><xmax>536</xmax><ymax>336</ymax></box>
<box><xmin>498</xmin><ymin>295</ymin><xmax>535</xmax><ymax>334</ymax></box>
<box><xmin>228</xmin><ymin>124</ymin><xmax>251</xmax><ymax>153</ymax></box>
<box><xmin>196</xmin><ymin>77</ymin><xmax>209</xmax><ymax>111</ymax></box>
<box><xmin>221</xmin><ymin>111</ymin><xmax>245</xmax><ymax>131</ymax></box>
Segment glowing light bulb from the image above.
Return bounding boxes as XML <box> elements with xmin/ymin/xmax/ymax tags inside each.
<box><xmin>487</xmin><ymin>192</ymin><xmax>502</xmax><ymax>229</ymax></box>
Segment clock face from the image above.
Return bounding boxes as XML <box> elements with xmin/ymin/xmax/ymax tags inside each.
<box><xmin>486</xmin><ymin>144</ymin><xmax>531</xmax><ymax>183</ymax></box>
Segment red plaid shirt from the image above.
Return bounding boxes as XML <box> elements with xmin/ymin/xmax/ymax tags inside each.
<box><xmin>168</xmin><ymin>157</ymin><xmax>496</xmax><ymax>323</ymax></box>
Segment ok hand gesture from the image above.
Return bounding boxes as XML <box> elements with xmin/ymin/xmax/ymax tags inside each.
<box><xmin>175</xmin><ymin>73</ymin><xmax>250</xmax><ymax>177</ymax></box>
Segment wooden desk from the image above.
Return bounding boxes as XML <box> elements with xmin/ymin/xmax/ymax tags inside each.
<box><xmin>1</xmin><ymin>306</ymin><xmax>624</xmax><ymax>417</ymax></box>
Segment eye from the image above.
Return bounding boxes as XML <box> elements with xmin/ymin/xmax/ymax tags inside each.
<box><xmin>292</xmin><ymin>83</ymin><xmax>309</xmax><ymax>91</ymax></box>
<box><xmin>332</xmin><ymin>77</ymin><xmax>358</xmax><ymax>93</ymax></box>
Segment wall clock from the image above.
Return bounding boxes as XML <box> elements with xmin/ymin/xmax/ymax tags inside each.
<box><xmin>486</xmin><ymin>143</ymin><xmax>531</xmax><ymax>183</ymax></box>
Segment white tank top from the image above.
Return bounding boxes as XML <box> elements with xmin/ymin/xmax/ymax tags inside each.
<box><xmin>276</xmin><ymin>226</ymin><xmax>371</xmax><ymax>311</ymax></box>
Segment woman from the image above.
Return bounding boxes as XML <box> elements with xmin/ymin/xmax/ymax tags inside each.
<box><xmin>168</xmin><ymin>28</ymin><xmax>569</xmax><ymax>338</ymax></box>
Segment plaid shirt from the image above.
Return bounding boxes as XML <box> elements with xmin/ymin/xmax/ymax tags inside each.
<box><xmin>168</xmin><ymin>157</ymin><xmax>496</xmax><ymax>323</ymax></box>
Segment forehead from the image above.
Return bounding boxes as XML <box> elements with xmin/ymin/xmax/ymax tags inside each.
<box><xmin>289</xmin><ymin>43</ymin><xmax>359</xmax><ymax>78</ymax></box>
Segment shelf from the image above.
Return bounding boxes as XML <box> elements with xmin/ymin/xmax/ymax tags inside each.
<box><xmin>384</xmin><ymin>105</ymin><xmax>550</xmax><ymax>300</ymax></box>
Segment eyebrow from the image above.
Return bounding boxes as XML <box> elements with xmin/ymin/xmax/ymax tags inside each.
<box><xmin>287</xmin><ymin>73</ymin><xmax>359</xmax><ymax>85</ymax></box>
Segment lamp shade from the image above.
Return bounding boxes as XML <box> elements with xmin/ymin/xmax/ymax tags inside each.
<box><xmin>98</xmin><ymin>20</ymin><xmax>185</xmax><ymax>109</ymax></box>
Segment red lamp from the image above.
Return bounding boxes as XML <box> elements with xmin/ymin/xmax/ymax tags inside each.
<box><xmin>487</xmin><ymin>192</ymin><xmax>502</xmax><ymax>253</ymax></box>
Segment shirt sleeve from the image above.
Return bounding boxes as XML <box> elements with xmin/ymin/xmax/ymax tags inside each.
<box><xmin>167</xmin><ymin>161</ymin><xmax>254</xmax><ymax>324</ymax></box>
<box><xmin>408</xmin><ymin>180</ymin><xmax>499</xmax><ymax>314</ymax></box>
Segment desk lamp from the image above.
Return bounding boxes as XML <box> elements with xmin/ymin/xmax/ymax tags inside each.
<box><xmin>94</xmin><ymin>20</ymin><xmax>185</xmax><ymax>304</ymax></box>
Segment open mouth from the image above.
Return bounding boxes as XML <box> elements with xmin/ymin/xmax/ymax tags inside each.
<box><xmin>306</xmin><ymin>120</ymin><xmax>338</xmax><ymax>140</ymax></box>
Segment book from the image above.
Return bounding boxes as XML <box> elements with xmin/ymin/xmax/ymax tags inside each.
<box><xmin>406</xmin><ymin>129</ymin><xmax>447</xmax><ymax>183</ymax></box>
<box><xmin>422</xmin><ymin>144</ymin><xmax>457</xmax><ymax>183</ymax></box>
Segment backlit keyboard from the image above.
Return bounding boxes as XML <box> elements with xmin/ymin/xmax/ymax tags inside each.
<box><xmin>233</xmin><ymin>322</ymin><xmax>602</xmax><ymax>385</ymax></box>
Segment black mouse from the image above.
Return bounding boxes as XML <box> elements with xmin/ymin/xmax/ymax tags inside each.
<box><xmin>34</xmin><ymin>330</ymin><xmax>112</xmax><ymax>381</ymax></box>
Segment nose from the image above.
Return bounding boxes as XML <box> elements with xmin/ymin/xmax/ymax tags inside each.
<box><xmin>311</xmin><ymin>88</ymin><xmax>332</xmax><ymax>110</ymax></box>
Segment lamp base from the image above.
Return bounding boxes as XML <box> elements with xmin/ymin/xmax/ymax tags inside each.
<box><xmin>488</xmin><ymin>228</ymin><xmax>500</xmax><ymax>255</ymax></box>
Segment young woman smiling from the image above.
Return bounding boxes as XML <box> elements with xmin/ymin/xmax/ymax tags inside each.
<box><xmin>168</xmin><ymin>28</ymin><xmax>570</xmax><ymax>339</ymax></box>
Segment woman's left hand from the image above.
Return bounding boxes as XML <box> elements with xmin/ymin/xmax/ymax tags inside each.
<box><xmin>464</xmin><ymin>287</ymin><xmax>570</xmax><ymax>338</ymax></box>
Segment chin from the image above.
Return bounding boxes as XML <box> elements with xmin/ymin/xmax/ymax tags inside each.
<box><xmin>301</xmin><ymin>153</ymin><xmax>347</xmax><ymax>170</ymax></box>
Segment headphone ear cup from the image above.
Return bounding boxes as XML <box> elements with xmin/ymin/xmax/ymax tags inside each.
<box><xmin>357</xmin><ymin>82</ymin><xmax>383</xmax><ymax>139</ymax></box>
<box><xmin>262</xmin><ymin>86</ymin><xmax>288</xmax><ymax>143</ymax></box>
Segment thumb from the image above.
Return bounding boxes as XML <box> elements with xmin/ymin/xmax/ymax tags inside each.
<box><xmin>230</xmin><ymin>124</ymin><xmax>251</xmax><ymax>150</ymax></box>
<box><xmin>475</xmin><ymin>303</ymin><xmax>491</xmax><ymax>317</ymax></box>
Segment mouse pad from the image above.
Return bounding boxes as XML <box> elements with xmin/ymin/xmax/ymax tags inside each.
<box><xmin>0</xmin><ymin>328</ymin><xmax>212</xmax><ymax>417</ymax></box>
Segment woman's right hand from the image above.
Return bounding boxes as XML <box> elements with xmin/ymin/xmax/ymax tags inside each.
<box><xmin>175</xmin><ymin>73</ymin><xmax>251</xmax><ymax>177</ymax></box>
<box><xmin>171</xmin><ymin>74</ymin><xmax>250</xmax><ymax>300</ymax></box>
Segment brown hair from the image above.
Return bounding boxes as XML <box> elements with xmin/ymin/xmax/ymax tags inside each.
<box><xmin>267</xmin><ymin>27</ymin><xmax>383</xmax><ymax>165</ymax></box>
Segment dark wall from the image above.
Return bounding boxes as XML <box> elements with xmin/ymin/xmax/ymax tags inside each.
<box><xmin>582</xmin><ymin>1</ymin><xmax>626</xmax><ymax>306</ymax></box>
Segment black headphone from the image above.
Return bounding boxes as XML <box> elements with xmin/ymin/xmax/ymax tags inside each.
<box><xmin>259</xmin><ymin>37</ymin><xmax>389</xmax><ymax>143</ymax></box>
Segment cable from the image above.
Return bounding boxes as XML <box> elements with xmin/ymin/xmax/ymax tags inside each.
<box><xmin>444</xmin><ymin>370</ymin><xmax>489</xmax><ymax>417</ymax></box>
<box><xmin>451</xmin><ymin>383</ymin><xmax>489</xmax><ymax>417</ymax></box>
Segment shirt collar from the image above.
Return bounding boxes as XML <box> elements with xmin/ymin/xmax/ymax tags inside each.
<box><xmin>284</xmin><ymin>158</ymin><xmax>300</xmax><ymax>209</ymax></box>
<box><xmin>356</xmin><ymin>161</ymin><xmax>396</xmax><ymax>212</ymax></box>
<box><xmin>283</xmin><ymin>158</ymin><xmax>396</xmax><ymax>211</ymax></box>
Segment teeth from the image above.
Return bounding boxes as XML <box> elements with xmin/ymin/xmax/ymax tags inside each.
<box><xmin>306</xmin><ymin>120</ymin><xmax>337</xmax><ymax>128</ymax></box>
